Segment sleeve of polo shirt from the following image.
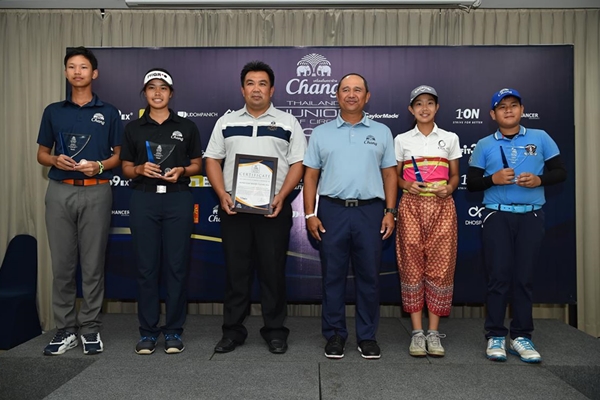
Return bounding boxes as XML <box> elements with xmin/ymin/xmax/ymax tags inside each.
<box><xmin>187</xmin><ymin>121</ymin><xmax>203</xmax><ymax>159</ymax></box>
<box><xmin>203</xmin><ymin>117</ymin><xmax>226</xmax><ymax>160</ymax></box>
<box><xmin>469</xmin><ymin>138</ymin><xmax>487</xmax><ymax>169</ymax></box>
<box><xmin>37</xmin><ymin>106</ymin><xmax>55</xmax><ymax>149</ymax></box>
<box><xmin>287</xmin><ymin>117</ymin><xmax>307</xmax><ymax>165</ymax></box>
<box><xmin>447</xmin><ymin>132</ymin><xmax>462</xmax><ymax>160</ymax></box>
<box><xmin>541</xmin><ymin>130</ymin><xmax>560</xmax><ymax>160</ymax></box>
<box><xmin>394</xmin><ymin>134</ymin><xmax>405</xmax><ymax>162</ymax></box>
<box><xmin>302</xmin><ymin>128</ymin><xmax>321</xmax><ymax>169</ymax></box>
<box><xmin>108</xmin><ymin>107</ymin><xmax>124</xmax><ymax>148</ymax></box>
<box><xmin>119</xmin><ymin>123</ymin><xmax>136</xmax><ymax>162</ymax></box>
<box><xmin>381</xmin><ymin>128</ymin><xmax>397</xmax><ymax>168</ymax></box>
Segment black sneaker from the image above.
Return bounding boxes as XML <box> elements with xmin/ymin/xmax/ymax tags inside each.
<box><xmin>81</xmin><ymin>332</ymin><xmax>103</xmax><ymax>355</ymax></box>
<box><xmin>324</xmin><ymin>334</ymin><xmax>345</xmax><ymax>359</ymax></box>
<box><xmin>43</xmin><ymin>330</ymin><xmax>78</xmax><ymax>355</ymax></box>
<box><xmin>135</xmin><ymin>336</ymin><xmax>157</xmax><ymax>355</ymax></box>
<box><xmin>358</xmin><ymin>340</ymin><xmax>381</xmax><ymax>359</ymax></box>
<box><xmin>164</xmin><ymin>334</ymin><xmax>185</xmax><ymax>354</ymax></box>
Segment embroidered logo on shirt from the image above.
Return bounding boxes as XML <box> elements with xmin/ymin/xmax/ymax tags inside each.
<box><xmin>438</xmin><ymin>139</ymin><xmax>447</xmax><ymax>150</ymax></box>
<box><xmin>171</xmin><ymin>131</ymin><xmax>184</xmax><ymax>141</ymax></box>
<box><xmin>364</xmin><ymin>135</ymin><xmax>377</xmax><ymax>146</ymax></box>
<box><xmin>91</xmin><ymin>113</ymin><xmax>105</xmax><ymax>125</ymax></box>
<box><xmin>525</xmin><ymin>144</ymin><xmax>537</xmax><ymax>156</ymax></box>
<box><xmin>268</xmin><ymin>121</ymin><xmax>278</xmax><ymax>131</ymax></box>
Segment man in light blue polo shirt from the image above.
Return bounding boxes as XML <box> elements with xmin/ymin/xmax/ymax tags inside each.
<box><xmin>303</xmin><ymin>73</ymin><xmax>397</xmax><ymax>360</ymax></box>
<box><xmin>467</xmin><ymin>88</ymin><xmax>566</xmax><ymax>364</ymax></box>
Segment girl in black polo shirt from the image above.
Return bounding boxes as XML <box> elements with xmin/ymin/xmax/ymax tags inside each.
<box><xmin>120</xmin><ymin>68</ymin><xmax>202</xmax><ymax>355</ymax></box>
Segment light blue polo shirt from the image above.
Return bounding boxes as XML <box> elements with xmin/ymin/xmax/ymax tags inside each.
<box><xmin>469</xmin><ymin>126</ymin><xmax>560</xmax><ymax>206</ymax></box>
<box><xmin>303</xmin><ymin>113</ymin><xmax>396</xmax><ymax>200</ymax></box>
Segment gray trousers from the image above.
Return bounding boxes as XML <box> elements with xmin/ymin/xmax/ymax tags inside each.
<box><xmin>45</xmin><ymin>179</ymin><xmax>112</xmax><ymax>334</ymax></box>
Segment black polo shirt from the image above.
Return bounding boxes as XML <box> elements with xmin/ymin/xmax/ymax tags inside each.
<box><xmin>120</xmin><ymin>109</ymin><xmax>202</xmax><ymax>187</ymax></box>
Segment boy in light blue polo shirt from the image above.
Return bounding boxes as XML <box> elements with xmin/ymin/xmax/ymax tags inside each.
<box><xmin>467</xmin><ymin>88</ymin><xmax>566</xmax><ymax>364</ymax></box>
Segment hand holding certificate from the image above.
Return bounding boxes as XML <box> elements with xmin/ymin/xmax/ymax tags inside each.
<box><xmin>231</xmin><ymin>154</ymin><xmax>278</xmax><ymax>215</ymax></box>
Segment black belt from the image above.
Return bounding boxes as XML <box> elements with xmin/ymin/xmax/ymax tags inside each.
<box><xmin>322</xmin><ymin>196</ymin><xmax>379</xmax><ymax>207</ymax></box>
<box><xmin>133</xmin><ymin>184</ymin><xmax>190</xmax><ymax>194</ymax></box>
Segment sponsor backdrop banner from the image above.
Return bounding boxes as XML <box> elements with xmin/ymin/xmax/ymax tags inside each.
<box><xmin>88</xmin><ymin>46</ymin><xmax>575</xmax><ymax>304</ymax></box>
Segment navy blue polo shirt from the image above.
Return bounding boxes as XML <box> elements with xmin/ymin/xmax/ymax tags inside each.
<box><xmin>120</xmin><ymin>109</ymin><xmax>202</xmax><ymax>187</ymax></box>
<box><xmin>37</xmin><ymin>93</ymin><xmax>124</xmax><ymax>181</ymax></box>
<box><xmin>469</xmin><ymin>126</ymin><xmax>560</xmax><ymax>206</ymax></box>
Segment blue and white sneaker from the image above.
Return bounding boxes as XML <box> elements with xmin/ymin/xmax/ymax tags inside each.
<box><xmin>135</xmin><ymin>336</ymin><xmax>158</xmax><ymax>355</ymax></box>
<box><xmin>509</xmin><ymin>337</ymin><xmax>542</xmax><ymax>363</ymax></box>
<box><xmin>81</xmin><ymin>332</ymin><xmax>103</xmax><ymax>355</ymax></box>
<box><xmin>164</xmin><ymin>333</ymin><xmax>185</xmax><ymax>354</ymax></box>
<box><xmin>43</xmin><ymin>330</ymin><xmax>78</xmax><ymax>355</ymax></box>
<box><xmin>486</xmin><ymin>336</ymin><xmax>507</xmax><ymax>361</ymax></box>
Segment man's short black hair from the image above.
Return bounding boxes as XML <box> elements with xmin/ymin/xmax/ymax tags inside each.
<box><xmin>240</xmin><ymin>61</ymin><xmax>275</xmax><ymax>87</ymax></box>
<box><xmin>337</xmin><ymin>73</ymin><xmax>369</xmax><ymax>93</ymax></box>
<box><xmin>64</xmin><ymin>46</ymin><xmax>98</xmax><ymax>70</ymax></box>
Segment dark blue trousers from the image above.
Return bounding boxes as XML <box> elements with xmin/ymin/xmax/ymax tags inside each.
<box><xmin>218</xmin><ymin>201</ymin><xmax>292</xmax><ymax>343</ymax></box>
<box><xmin>130</xmin><ymin>189</ymin><xmax>193</xmax><ymax>337</ymax></box>
<box><xmin>481</xmin><ymin>208</ymin><xmax>545</xmax><ymax>340</ymax></box>
<box><xmin>318</xmin><ymin>197</ymin><xmax>384</xmax><ymax>343</ymax></box>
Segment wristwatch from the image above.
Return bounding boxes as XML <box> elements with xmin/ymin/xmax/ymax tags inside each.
<box><xmin>384</xmin><ymin>208</ymin><xmax>398</xmax><ymax>217</ymax></box>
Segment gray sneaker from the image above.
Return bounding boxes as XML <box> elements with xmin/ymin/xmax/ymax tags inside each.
<box><xmin>426</xmin><ymin>332</ymin><xmax>446</xmax><ymax>357</ymax></box>
<box><xmin>409</xmin><ymin>332</ymin><xmax>427</xmax><ymax>357</ymax></box>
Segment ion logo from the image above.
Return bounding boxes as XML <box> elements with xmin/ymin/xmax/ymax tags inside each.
<box><xmin>456</xmin><ymin>108</ymin><xmax>480</xmax><ymax>119</ymax></box>
<box><xmin>453</xmin><ymin>109</ymin><xmax>483</xmax><ymax>125</ymax></box>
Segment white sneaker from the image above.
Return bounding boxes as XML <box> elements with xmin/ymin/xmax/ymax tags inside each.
<box><xmin>43</xmin><ymin>330</ymin><xmax>78</xmax><ymax>355</ymax></box>
<box><xmin>426</xmin><ymin>331</ymin><xmax>446</xmax><ymax>357</ymax></box>
<box><xmin>409</xmin><ymin>332</ymin><xmax>427</xmax><ymax>357</ymax></box>
<box><xmin>486</xmin><ymin>337</ymin><xmax>507</xmax><ymax>361</ymax></box>
<box><xmin>81</xmin><ymin>332</ymin><xmax>104</xmax><ymax>355</ymax></box>
<box><xmin>509</xmin><ymin>337</ymin><xmax>541</xmax><ymax>363</ymax></box>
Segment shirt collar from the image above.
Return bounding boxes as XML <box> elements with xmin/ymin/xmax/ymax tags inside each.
<box><xmin>140</xmin><ymin>108</ymin><xmax>179</xmax><ymax>125</ymax></box>
<box><xmin>493</xmin><ymin>125</ymin><xmax>526</xmax><ymax>140</ymax></box>
<box><xmin>240</xmin><ymin>103</ymin><xmax>276</xmax><ymax>119</ymax></box>
<box><xmin>63</xmin><ymin>93</ymin><xmax>103</xmax><ymax>108</ymax></box>
<box><xmin>336</xmin><ymin>112</ymin><xmax>370</xmax><ymax>128</ymax></box>
<box><xmin>411</xmin><ymin>123</ymin><xmax>439</xmax><ymax>137</ymax></box>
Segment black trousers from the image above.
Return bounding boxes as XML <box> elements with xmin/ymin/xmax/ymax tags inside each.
<box><xmin>218</xmin><ymin>201</ymin><xmax>292</xmax><ymax>343</ymax></box>
<box><xmin>130</xmin><ymin>189</ymin><xmax>193</xmax><ymax>337</ymax></box>
<box><xmin>481</xmin><ymin>208</ymin><xmax>545</xmax><ymax>340</ymax></box>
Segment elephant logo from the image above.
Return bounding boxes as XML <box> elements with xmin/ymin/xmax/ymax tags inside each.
<box><xmin>316</xmin><ymin>65</ymin><xmax>331</xmax><ymax>76</ymax></box>
<box><xmin>296</xmin><ymin>53</ymin><xmax>332</xmax><ymax>77</ymax></box>
<box><xmin>296</xmin><ymin>65</ymin><xmax>311</xmax><ymax>76</ymax></box>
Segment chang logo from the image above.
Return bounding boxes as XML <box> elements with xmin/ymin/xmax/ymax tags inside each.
<box><xmin>91</xmin><ymin>113</ymin><xmax>105</xmax><ymax>125</ymax></box>
<box><xmin>295</xmin><ymin>53</ymin><xmax>331</xmax><ymax>77</ymax></box>
<box><xmin>208</xmin><ymin>205</ymin><xmax>221</xmax><ymax>223</ymax></box>
<box><xmin>171</xmin><ymin>131</ymin><xmax>184</xmax><ymax>142</ymax></box>
<box><xmin>286</xmin><ymin>53</ymin><xmax>338</xmax><ymax>99</ymax></box>
<box><xmin>364</xmin><ymin>135</ymin><xmax>377</xmax><ymax>146</ymax></box>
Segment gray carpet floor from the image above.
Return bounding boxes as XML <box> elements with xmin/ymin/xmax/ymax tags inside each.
<box><xmin>0</xmin><ymin>315</ymin><xmax>598</xmax><ymax>400</ymax></box>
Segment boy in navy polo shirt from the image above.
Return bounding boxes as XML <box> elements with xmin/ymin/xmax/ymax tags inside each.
<box><xmin>467</xmin><ymin>88</ymin><xmax>566</xmax><ymax>363</ymax></box>
<box><xmin>37</xmin><ymin>47</ymin><xmax>123</xmax><ymax>356</ymax></box>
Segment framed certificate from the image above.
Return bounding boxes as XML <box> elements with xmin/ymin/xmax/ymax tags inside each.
<box><xmin>231</xmin><ymin>154</ymin><xmax>278</xmax><ymax>215</ymax></box>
